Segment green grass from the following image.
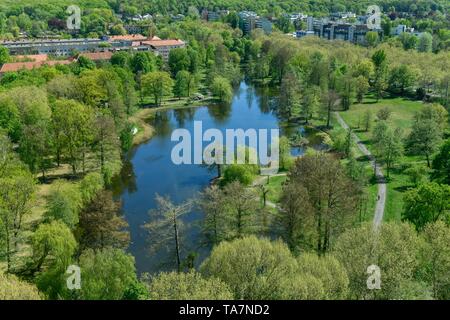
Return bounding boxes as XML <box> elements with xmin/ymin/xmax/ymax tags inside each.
<box><xmin>338</xmin><ymin>95</ymin><xmax>427</xmax><ymax>222</ymax></box>
<box><xmin>265</xmin><ymin>175</ymin><xmax>288</xmax><ymax>203</ymax></box>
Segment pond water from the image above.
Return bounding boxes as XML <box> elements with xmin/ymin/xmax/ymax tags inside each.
<box><xmin>112</xmin><ymin>82</ymin><xmax>324</xmax><ymax>274</ymax></box>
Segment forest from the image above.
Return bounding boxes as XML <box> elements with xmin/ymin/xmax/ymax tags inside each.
<box><xmin>0</xmin><ymin>2</ymin><xmax>449</xmax><ymax>301</ymax></box>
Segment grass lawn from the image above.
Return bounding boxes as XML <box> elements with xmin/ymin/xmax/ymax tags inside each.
<box><xmin>265</xmin><ymin>175</ymin><xmax>288</xmax><ymax>203</ymax></box>
<box><xmin>338</xmin><ymin>95</ymin><xmax>427</xmax><ymax>222</ymax></box>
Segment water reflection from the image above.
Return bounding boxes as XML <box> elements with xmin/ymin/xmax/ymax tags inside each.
<box><xmin>112</xmin><ymin>82</ymin><xmax>324</xmax><ymax>274</ymax></box>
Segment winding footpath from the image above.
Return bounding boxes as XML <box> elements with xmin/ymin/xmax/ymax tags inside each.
<box><xmin>334</xmin><ymin>112</ymin><xmax>386</xmax><ymax>228</ymax></box>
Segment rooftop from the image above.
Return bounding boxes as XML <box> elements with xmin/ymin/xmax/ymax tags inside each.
<box><xmin>108</xmin><ymin>34</ymin><xmax>148</xmax><ymax>42</ymax></box>
<box><xmin>0</xmin><ymin>60</ymin><xmax>71</xmax><ymax>73</ymax></box>
<box><xmin>79</xmin><ymin>51</ymin><xmax>113</xmax><ymax>60</ymax></box>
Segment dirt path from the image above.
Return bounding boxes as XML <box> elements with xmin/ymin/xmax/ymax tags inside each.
<box><xmin>334</xmin><ymin>112</ymin><xmax>386</xmax><ymax>229</ymax></box>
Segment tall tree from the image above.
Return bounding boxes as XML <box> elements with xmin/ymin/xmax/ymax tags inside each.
<box><xmin>333</xmin><ymin>222</ymin><xmax>423</xmax><ymax>300</ymax></box>
<box><xmin>0</xmin><ymin>172</ymin><xmax>35</xmax><ymax>271</ymax></box>
<box><xmin>211</xmin><ymin>76</ymin><xmax>233</xmax><ymax>103</ymax></box>
<box><xmin>141</xmin><ymin>71</ymin><xmax>174</xmax><ymax>106</ymax></box>
<box><xmin>432</xmin><ymin>139</ymin><xmax>450</xmax><ymax>184</ymax></box>
<box><xmin>402</xmin><ymin>182</ymin><xmax>450</xmax><ymax>230</ymax></box>
<box><xmin>278</xmin><ymin>181</ymin><xmax>313</xmax><ymax>251</ymax></box>
<box><xmin>77</xmin><ymin>248</ymin><xmax>139</xmax><ymax>300</ymax></box>
<box><xmin>420</xmin><ymin>221</ymin><xmax>450</xmax><ymax>299</ymax></box>
<box><xmin>51</xmin><ymin>99</ymin><xmax>95</xmax><ymax>175</ymax></box>
<box><xmin>406</xmin><ymin>119</ymin><xmax>442</xmax><ymax>167</ymax></box>
<box><xmin>321</xmin><ymin>90</ymin><xmax>340</xmax><ymax>128</ymax></box>
<box><xmin>288</xmin><ymin>153</ymin><xmax>359</xmax><ymax>254</ymax></box>
<box><xmin>77</xmin><ymin>190</ymin><xmax>129</xmax><ymax>251</ymax></box>
<box><xmin>200</xmin><ymin>236</ymin><xmax>298</xmax><ymax>299</ymax></box>
<box><xmin>222</xmin><ymin>181</ymin><xmax>259</xmax><ymax>239</ymax></box>
<box><xmin>197</xmin><ymin>185</ymin><xmax>227</xmax><ymax>246</ymax></box>
<box><xmin>145</xmin><ymin>195</ymin><xmax>191</xmax><ymax>272</ymax></box>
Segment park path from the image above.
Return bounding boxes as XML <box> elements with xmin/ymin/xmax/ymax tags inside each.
<box><xmin>334</xmin><ymin>112</ymin><xmax>386</xmax><ymax>229</ymax></box>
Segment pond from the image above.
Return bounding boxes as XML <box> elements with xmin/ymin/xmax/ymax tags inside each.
<box><xmin>112</xmin><ymin>82</ymin><xmax>325</xmax><ymax>274</ymax></box>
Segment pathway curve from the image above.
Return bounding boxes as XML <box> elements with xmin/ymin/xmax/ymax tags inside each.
<box><xmin>334</xmin><ymin>112</ymin><xmax>386</xmax><ymax>229</ymax></box>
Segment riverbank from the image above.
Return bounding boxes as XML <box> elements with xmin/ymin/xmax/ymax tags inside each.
<box><xmin>130</xmin><ymin>97</ymin><xmax>216</xmax><ymax>146</ymax></box>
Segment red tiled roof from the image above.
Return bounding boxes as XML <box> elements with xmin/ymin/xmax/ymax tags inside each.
<box><xmin>14</xmin><ymin>54</ymin><xmax>48</xmax><ymax>62</ymax></box>
<box><xmin>0</xmin><ymin>60</ymin><xmax>71</xmax><ymax>73</ymax></box>
<box><xmin>140</xmin><ymin>39</ymin><xmax>185</xmax><ymax>47</ymax></box>
<box><xmin>79</xmin><ymin>51</ymin><xmax>113</xmax><ymax>61</ymax></box>
<box><xmin>109</xmin><ymin>34</ymin><xmax>147</xmax><ymax>41</ymax></box>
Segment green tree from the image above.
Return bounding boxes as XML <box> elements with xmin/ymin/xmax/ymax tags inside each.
<box><xmin>130</xmin><ymin>52</ymin><xmax>155</xmax><ymax>74</ymax></box>
<box><xmin>141</xmin><ymin>71</ymin><xmax>174</xmax><ymax>106</ymax></box>
<box><xmin>78</xmin><ymin>248</ymin><xmax>138</xmax><ymax>300</ymax></box>
<box><xmin>418</xmin><ymin>32</ymin><xmax>433</xmax><ymax>53</ymax></box>
<box><xmin>432</xmin><ymin>139</ymin><xmax>450</xmax><ymax>184</ymax></box>
<box><xmin>168</xmin><ymin>48</ymin><xmax>191</xmax><ymax>77</ymax></box>
<box><xmin>0</xmin><ymin>172</ymin><xmax>35</xmax><ymax>271</ymax></box>
<box><xmin>355</xmin><ymin>76</ymin><xmax>369</xmax><ymax>103</ymax></box>
<box><xmin>333</xmin><ymin>222</ymin><xmax>422</xmax><ymax>300</ymax></box>
<box><xmin>365</xmin><ymin>31</ymin><xmax>379</xmax><ymax>47</ymax></box>
<box><xmin>288</xmin><ymin>153</ymin><xmax>359</xmax><ymax>254</ymax></box>
<box><xmin>148</xmin><ymin>271</ymin><xmax>233</xmax><ymax>300</ymax></box>
<box><xmin>222</xmin><ymin>181</ymin><xmax>259</xmax><ymax>238</ymax></box>
<box><xmin>279</xmin><ymin>136</ymin><xmax>293</xmax><ymax>170</ymax></box>
<box><xmin>31</xmin><ymin>220</ymin><xmax>77</xmax><ymax>272</ymax></box>
<box><xmin>0</xmin><ymin>273</ymin><xmax>41</xmax><ymax>300</ymax></box>
<box><xmin>222</xmin><ymin>164</ymin><xmax>256</xmax><ymax>186</ymax></box>
<box><xmin>406</xmin><ymin>119</ymin><xmax>442</xmax><ymax>167</ymax></box>
<box><xmin>51</xmin><ymin>99</ymin><xmax>95</xmax><ymax>175</ymax></box>
<box><xmin>44</xmin><ymin>180</ymin><xmax>82</xmax><ymax>229</ymax></box>
<box><xmin>371</xmin><ymin>50</ymin><xmax>388</xmax><ymax>101</ymax></box>
<box><xmin>278</xmin><ymin>181</ymin><xmax>313</xmax><ymax>250</ymax></box>
<box><xmin>173</xmin><ymin>70</ymin><xmax>197</xmax><ymax>98</ymax></box>
<box><xmin>363</xmin><ymin>110</ymin><xmax>372</xmax><ymax>132</ymax></box>
<box><xmin>321</xmin><ymin>90</ymin><xmax>340</xmax><ymax>128</ymax></box>
<box><xmin>93</xmin><ymin>112</ymin><xmax>119</xmax><ymax>171</ymax></box>
<box><xmin>0</xmin><ymin>45</ymin><xmax>10</xmax><ymax>65</ymax></box>
<box><xmin>211</xmin><ymin>76</ymin><xmax>233</xmax><ymax>103</ymax></box>
<box><xmin>389</xmin><ymin>64</ymin><xmax>417</xmax><ymax>95</ymax></box>
<box><xmin>419</xmin><ymin>221</ymin><xmax>450</xmax><ymax>299</ymax></box>
<box><xmin>200</xmin><ymin>236</ymin><xmax>298</xmax><ymax>299</ymax></box>
<box><xmin>373</xmin><ymin>124</ymin><xmax>403</xmax><ymax>177</ymax></box>
<box><xmin>297</xmin><ymin>253</ymin><xmax>349</xmax><ymax>299</ymax></box>
<box><xmin>79</xmin><ymin>172</ymin><xmax>104</xmax><ymax>204</ymax></box>
<box><xmin>402</xmin><ymin>182</ymin><xmax>450</xmax><ymax>230</ymax></box>
<box><xmin>197</xmin><ymin>185</ymin><xmax>227</xmax><ymax>246</ymax></box>
<box><xmin>399</xmin><ymin>32</ymin><xmax>418</xmax><ymax>50</ymax></box>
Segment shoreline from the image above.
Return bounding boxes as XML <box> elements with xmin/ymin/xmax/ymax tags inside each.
<box><xmin>130</xmin><ymin>98</ymin><xmax>215</xmax><ymax>146</ymax></box>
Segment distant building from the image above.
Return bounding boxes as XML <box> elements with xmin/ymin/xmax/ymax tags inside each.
<box><xmin>391</xmin><ymin>24</ymin><xmax>415</xmax><ymax>36</ymax></box>
<box><xmin>134</xmin><ymin>38</ymin><xmax>186</xmax><ymax>60</ymax></box>
<box><xmin>0</xmin><ymin>34</ymin><xmax>186</xmax><ymax>61</ymax></box>
<box><xmin>295</xmin><ymin>30</ymin><xmax>314</xmax><ymax>38</ymax></box>
<box><xmin>238</xmin><ymin>11</ymin><xmax>272</xmax><ymax>35</ymax></box>
<box><xmin>300</xmin><ymin>17</ymin><xmax>382</xmax><ymax>45</ymax></box>
<box><xmin>331</xmin><ymin>12</ymin><xmax>356</xmax><ymax>20</ymax></box>
<box><xmin>0</xmin><ymin>38</ymin><xmax>107</xmax><ymax>56</ymax></box>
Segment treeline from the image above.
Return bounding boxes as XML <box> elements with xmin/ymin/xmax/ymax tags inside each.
<box><xmin>0</xmin><ymin>0</ymin><xmax>449</xmax><ymax>41</ymax></box>
<box><xmin>243</xmin><ymin>34</ymin><xmax>449</xmax><ymax>120</ymax></box>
